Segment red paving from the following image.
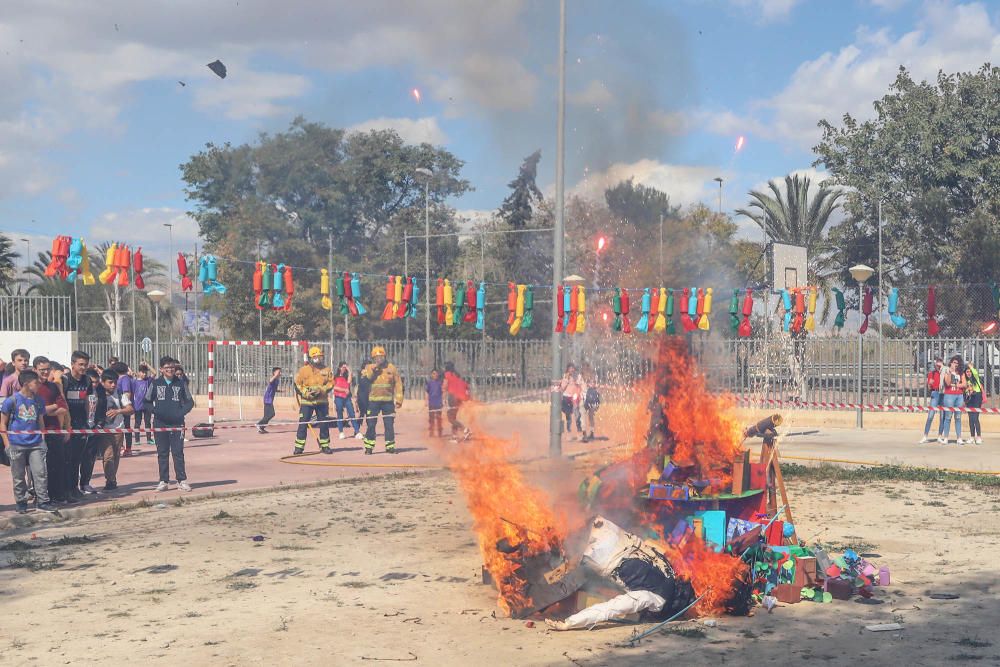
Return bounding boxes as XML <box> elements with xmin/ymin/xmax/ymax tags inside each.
<box><xmin>0</xmin><ymin>404</ymin><xmax>604</xmax><ymax>516</ymax></box>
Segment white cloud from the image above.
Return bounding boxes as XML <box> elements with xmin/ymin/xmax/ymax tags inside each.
<box><xmin>754</xmin><ymin>1</ymin><xmax>1000</xmax><ymax>149</ymax></box>
<box><xmin>730</xmin><ymin>0</ymin><xmax>802</xmax><ymax>23</ymax></box>
<box><xmin>869</xmin><ymin>0</ymin><xmax>908</xmax><ymax>10</ymax></box>
<box><xmin>570</xmin><ymin>159</ymin><xmax>724</xmax><ymax>208</ymax></box>
<box><xmin>568</xmin><ymin>80</ymin><xmax>613</xmax><ymax>108</ymax></box>
<box><xmin>347</xmin><ymin>116</ymin><xmax>448</xmax><ymax>145</ymax></box>
<box><xmin>90</xmin><ymin>207</ymin><xmax>200</xmax><ymax>258</ymax></box>
<box><xmin>194</xmin><ymin>70</ymin><xmax>310</xmax><ymax>120</ymax></box>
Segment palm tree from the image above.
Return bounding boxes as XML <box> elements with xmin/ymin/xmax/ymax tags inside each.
<box><xmin>0</xmin><ymin>233</ymin><xmax>19</xmax><ymax>294</ymax></box>
<box><xmin>736</xmin><ymin>173</ymin><xmax>844</xmax><ymax>250</ymax></box>
<box><xmin>737</xmin><ymin>174</ymin><xmax>845</xmax><ymax>324</ymax></box>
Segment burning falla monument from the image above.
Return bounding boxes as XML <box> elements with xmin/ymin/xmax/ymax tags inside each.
<box><xmin>452</xmin><ymin>338</ymin><xmax>773</xmax><ymax>622</ymax></box>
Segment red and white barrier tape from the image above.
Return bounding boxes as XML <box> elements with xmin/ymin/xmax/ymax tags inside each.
<box><xmin>736</xmin><ymin>397</ymin><xmax>1000</xmax><ymax>414</ymax></box>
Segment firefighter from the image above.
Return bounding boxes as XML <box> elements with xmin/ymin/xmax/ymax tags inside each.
<box><xmin>293</xmin><ymin>346</ymin><xmax>335</xmax><ymax>455</ymax></box>
<box><xmin>361</xmin><ymin>345</ymin><xmax>403</xmax><ymax>455</ymax></box>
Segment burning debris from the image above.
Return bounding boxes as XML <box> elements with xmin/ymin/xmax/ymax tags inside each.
<box><xmin>447</xmin><ymin>338</ymin><xmax>887</xmax><ymax>628</ymax></box>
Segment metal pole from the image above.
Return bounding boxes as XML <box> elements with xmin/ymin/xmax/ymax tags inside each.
<box><xmin>424</xmin><ymin>179</ymin><xmax>431</xmax><ymax>342</ymax></box>
<box><xmin>877</xmin><ymin>200</ymin><xmax>883</xmax><ymax>402</ymax></box>
<box><xmin>328</xmin><ymin>233</ymin><xmax>335</xmax><ymax>348</ymax></box>
<box><xmin>718</xmin><ymin>180</ymin><xmax>723</xmax><ymax>214</ymax></box>
<box><xmin>550</xmin><ymin>0</ymin><xmax>566</xmax><ymax>459</ymax></box>
<box><xmin>154</xmin><ymin>306</ymin><xmax>160</xmax><ymax>365</ymax></box>
<box><xmin>130</xmin><ymin>260</ymin><xmax>137</xmax><ymax>363</ymax></box>
<box><xmin>193</xmin><ymin>243</ymin><xmax>200</xmax><ymax>390</ymax></box>
<box><xmin>658</xmin><ymin>213</ymin><xmax>663</xmax><ymax>279</ymax></box>
<box><xmin>257</xmin><ymin>241</ymin><xmax>263</xmax><ymax>340</ymax></box>
<box><xmin>762</xmin><ymin>214</ymin><xmax>770</xmax><ymax>401</ymax></box>
<box><xmin>404</xmin><ymin>232</ymin><xmax>409</xmax><ymax>344</ymax></box>
<box><xmin>235</xmin><ymin>345</ymin><xmax>244</xmax><ymax>420</ymax></box>
<box><xmin>857</xmin><ymin>282</ymin><xmax>864</xmax><ymax>429</ymax></box>
<box><xmin>480</xmin><ymin>233</ymin><xmax>486</xmax><ymax>346</ymax></box>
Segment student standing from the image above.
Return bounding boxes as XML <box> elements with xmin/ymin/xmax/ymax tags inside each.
<box><xmin>0</xmin><ymin>370</ymin><xmax>56</xmax><ymax>513</ymax></box>
<box><xmin>919</xmin><ymin>357</ymin><xmax>944</xmax><ymax>444</ymax></box>
<box><xmin>257</xmin><ymin>367</ymin><xmax>281</xmax><ymax>434</ymax></box>
<box><xmin>33</xmin><ymin>356</ymin><xmax>72</xmax><ymax>504</ymax></box>
<box><xmin>92</xmin><ymin>370</ymin><xmax>133</xmax><ymax>492</ymax></box>
<box><xmin>332</xmin><ymin>362</ymin><xmax>361</xmax><ymax>439</ymax></box>
<box><xmin>0</xmin><ymin>348</ymin><xmax>30</xmax><ymax>399</ymax></box>
<box><xmin>145</xmin><ymin>357</ymin><xmax>195</xmax><ymax>491</ymax></box>
<box><xmin>965</xmin><ymin>363</ymin><xmax>986</xmax><ymax>445</ymax></box>
<box><xmin>938</xmin><ymin>355</ymin><xmax>967</xmax><ymax>445</ymax></box>
<box><xmin>129</xmin><ymin>365</ymin><xmax>153</xmax><ymax>452</ymax></box>
<box><xmin>426</xmin><ymin>369</ymin><xmax>444</xmax><ymax>438</ymax></box>
<box><xmin>62</xmin><ymin>350</ymin><xmax>93</xmax><ymax>501</ymax></box>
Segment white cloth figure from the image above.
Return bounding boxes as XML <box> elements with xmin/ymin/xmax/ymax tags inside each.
<box><xmin>556</xmin><ymin>590</ymin><xmax>666</xmax><ymax>630</ymax></box>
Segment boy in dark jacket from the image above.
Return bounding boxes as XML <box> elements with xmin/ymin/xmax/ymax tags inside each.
<box><xmin>145</xmin><ymin>357</ymin><xmax>194</xmax><ymax>491</ymax></box>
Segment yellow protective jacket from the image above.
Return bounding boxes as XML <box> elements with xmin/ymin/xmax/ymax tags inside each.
<box><xmin>361</xmin><ymin>361</ymin><xmax>404</xmax><ymax>404</ymax></box>
<box><xmin>294</xmin><ymin>363</ymin><xmax>335</xmax><ymax>405</ymax></box>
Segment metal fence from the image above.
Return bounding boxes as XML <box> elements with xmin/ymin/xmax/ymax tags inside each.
<box><xmin>77</xmin><ymin>334</ymin><xmax>1000</xmax><ymax>410</ymax></box>
<box><xmin>0</xmin><ymin>295</ymin><xmax>74</xmax><ymax>331</ymax></box>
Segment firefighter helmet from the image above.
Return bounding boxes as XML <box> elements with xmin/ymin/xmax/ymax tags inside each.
<box><xmin>308</xmin><ymin>346</ymin><xmax>323</xmax><ymax>358</ymax></box>
<box><xmin>371</xmin><ymin>345</ymin><xmax>386</xmax><ymax>357</ymax></box>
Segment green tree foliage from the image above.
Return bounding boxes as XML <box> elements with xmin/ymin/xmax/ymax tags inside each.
<box><xmin>814</xmin><ymin>63</ymin><xmax>1000</xmax><ymax>332</ymax></box>
<box><xmin>0</xmin><ymin>234</ymin><xmax>19</xmax><ymax>294</ymax></box>
<box><xmin>180</xmin><ymin>117</ymin><xmax>471</xmax><ymax>340</ymax></box>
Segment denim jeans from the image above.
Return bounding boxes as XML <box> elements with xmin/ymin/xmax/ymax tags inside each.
<box><xmin>923</xmin><ymin>391</ymin><xmax>942</xmax><ymax>436</ymax></box>
<box><xmin>334</xmin><ymin>396</ymin><xmax>360</xmax><ymax>433</ymax></box>
<box><xmin>940</xmin><ymin>393</ymin><xmax>964</xmax><ymax>439</ymax></box>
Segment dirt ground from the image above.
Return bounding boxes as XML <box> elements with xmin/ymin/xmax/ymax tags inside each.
<box><xmin>1</xmin><ymin>453</ymin><xmax>999</xmax><ymax>666</ymax></box>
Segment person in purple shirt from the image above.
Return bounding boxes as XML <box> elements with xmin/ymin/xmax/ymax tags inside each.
<box><xmin>129</xmin><ymin>364</ymin><xmax>154</xmax><ymax>450</ymax></box>
<box><xmin>110</xmin><ymin>362</ymin><xmax>134</xmax><ymax>455</ymax></box>
<box><xmin>257</xmin><ymin>367</ymin><xmax>282</xmax><ymax>434</ymax></box>
<box><xmin>0</xmin><ymin>348</ymin><xmax>30</xmax><ymax>400</ymax></box>
<box><xmin>425</xmin><ymin>369</ymin><xmax>444</xmax><ymax>438</ymax></box>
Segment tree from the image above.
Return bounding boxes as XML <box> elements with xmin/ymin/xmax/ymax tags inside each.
<box><xmin>0</xmin><ymin>234</ymin><xmax>19</xmax><ymax>294</ymax></box>
<box><xmin>498</xmin><ymin>150</ymin><xmax>543</xmax><ymax>230</ymax></box>
<box><xmin>181</xmin><ymin>117</ymin><xmax>472</xmax><ymax>340</ymax></box>
<box><xmin>735</xmin><ymin>174</ymin><xmax>844</xmax><ymax>252</ymax></box>
<box><xmin>813</xmin><ymin>63</ymin><xmax>1000</xmax><ymax>333</ymax></box>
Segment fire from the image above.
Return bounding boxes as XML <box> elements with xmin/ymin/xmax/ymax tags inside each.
<box><xmin>662</xmin><ymin>537</ymin><xmax>747</xmax><ymax>615</ymax></box>
<box><xmin>411</xmin><ymin>87</ymin><xmax>421</xmax><ymax>103</ymax></box>
<box><xmin>735</xmin><ymin>135</ymin><xmax>745</xmax><ymax>152</ymax></box>
<box><xmin>440</xmin><ymin>415</ymin><xmax>580</xmax><ymax>615</ymax></box>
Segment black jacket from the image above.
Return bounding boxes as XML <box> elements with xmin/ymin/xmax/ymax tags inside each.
<box><xmin>144</xmin><ymin>376</ymin><xmax>194</xmax><ymax>426</ymax></box>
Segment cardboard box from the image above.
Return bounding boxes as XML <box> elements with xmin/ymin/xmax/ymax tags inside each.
<box><xmin>749</xmin><ymin>462</ymin><xmax>768</xmax><ymax>490</ymax></box>
<box><xmin>825</xmin><ymin>577</ymin><xmax>853</xmax><ymax>600</ymax></box>
<box><xmin>793</xmin><ymin>556</ymin><xmax>818</xmax><ymax>587</ymax></box>
<box><xmin>772</xmin><ymin>583</ymin><xmax>802</xmax><ymax>604</ymax></box>
<box><xmin>731</xmin><ymin>450</ymin><xmax>750</xmax><ymax>494</ymax></box>
<box><xmin>648</xmin><ymin>483</ymin><xmax>690</xmax><ymax>500</ymax></box>
<box><xmin>695</xmin><ymin>510</ymin><xmax>727</xmax><ymax>551</ymax></box>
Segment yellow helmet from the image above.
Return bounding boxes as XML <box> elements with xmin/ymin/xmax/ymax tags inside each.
<box><xmin>308</xmin><ymin>346</ymin><xmax>323</xmax><ymax>359</ymax></box>
<box><xmin>371</xmin><ymin>345</ymin><xmax>386</xmax><ymax>357</ymax></box>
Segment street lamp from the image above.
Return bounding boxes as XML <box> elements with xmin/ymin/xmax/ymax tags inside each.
<box><xmin>148</xmin><ymin>289</ymin><xmax>165</xmax><ymax>364</ymax></box>
<box><xmin>849</xmin><ymin>264</ymin><xmax>874</xmax><ymax>428</ymax></box>
<box><xmin>163</xmin><ymin>223</ymin><xmax>174</xmax><ymax>309</ymax></box>
<box><xmin>415</xmin><ymin>167</ymin><xmax>434</xmax><ymax>342</ymax></box>
<box><xmin>713</xmin><ymin>177</ymin><xmax>724</xmax><ymax>214</ymax></box>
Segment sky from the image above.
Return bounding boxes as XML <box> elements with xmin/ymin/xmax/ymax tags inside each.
<box><xmin>2</xmin><ymin>0</ymin><xmax>999</xmax><ymax>268</ymax></box>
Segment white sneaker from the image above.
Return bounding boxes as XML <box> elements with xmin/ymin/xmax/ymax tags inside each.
<box><xmin>81</xmin><ymin>484</ymin><xmax>98</xmax><ymax>495</ymax></box>
<box><xmin>975</xmin><ymin>437</ymin><xmax>983</xmax><ymax>445</ymax></box>
<box><xmin>919</xmin><ymin>436</ymin><xmax>930</xmax><ymax>444</ymax></box>
<box><xmin>156</xmin><ymin>481</ymin><xmax>169</xmax><ymax>492</ymax></box>
<box><xmin>937</xmin><ymin>437</ymin><xmax>947</xmax><ymax>444</ymax></box>
<box><xmin>354</xmin><ymin>432</ymin><xmax>363</xmax><ymax>440</ymax></box>
<box><xmin>957</xmin><ymin>438</ymin><xmax>966</xmax><ymax>445</ymax></box>
<box><xmin>339</xmin><ymin>432</ymin><xmax>346</xmax><ymax>440</ymax></box>
<box><xmin>178</xmin><ymin>481</ymin><xmax>191</xmax><ymax>492</ymax></box>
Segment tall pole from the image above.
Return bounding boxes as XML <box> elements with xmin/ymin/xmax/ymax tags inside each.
<box><xmin>877</xmin><ymin>200</ymin><xmax>883</xmax><ymax>402</ymax></box>
<box><xmin>718</xmin><ymin>179</ymin><xmax>723</xmax><ymax>214</ymax></box>
<box><xmin>658</xmin><ymin>214</ymin><xmax>663</xmax><ymax>279</ymax></box>
<box><xmin>154</xmin><ymin>305</ymin><xmax>160</xmax><ymax>366</ymax></box>
<box><xmin>857</xmin><ymin>282</ymin><xmax>864</xmax><ymax>428</ymax></box>
<box><xmin>424</xmin><ymin>179</ymin><xmax>431</xmax><ymax>342</ymax></box>
<box><xmin>165</xmin><ymin>223</ymin><xmax>174</xmax><ymax>309</ymax></box>
<box><xmin>549</xmin><ymin>0</ymin><xmax>566</xmax><ymax>459</ymax></box>
<box><xmin>404</xmin><ymin>232</ymin><xmax>409</xmax><ymax>343</ymax></box>
<box><xmin>193</xmin><ymin>243</ymin><xmax>200</xmax><ymax>391</ymax></box>
<box><xmin>328</xmin><ymin>233</ymin><xmax>335</xmax><ymax>349</ymax></box>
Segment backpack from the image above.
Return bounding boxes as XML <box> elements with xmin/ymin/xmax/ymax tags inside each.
<box><xmin>584</xmin><ymin>387</ymin><xmax>601</xmax><ymax>410</ymax></box>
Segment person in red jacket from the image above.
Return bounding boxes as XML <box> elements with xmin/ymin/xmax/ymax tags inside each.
<box><xmin>442</xmin><ymin>361</ymin><xmax>471</xmax><ymax>442</ymax></box>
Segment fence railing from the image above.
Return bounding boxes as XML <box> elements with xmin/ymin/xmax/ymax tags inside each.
<box><xmin>0</xmin><ymin>295</ymin><xmax>74</xmax><ymax>331</ymax></box>
<box><xmin>76</xmin><ymin>335</ymin><xmax>1000</xmax><ymax>410</ymax></box>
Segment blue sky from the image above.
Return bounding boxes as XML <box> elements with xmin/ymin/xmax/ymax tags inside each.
<box><xmin>2</xmin><ymin>0</ymin><xmax>999</xmax><ymax>263</ymax></box>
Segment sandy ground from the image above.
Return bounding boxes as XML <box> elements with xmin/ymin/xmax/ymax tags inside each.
<box><xmin>1</xmin><ymin>450</ymin><xmax>999</xmax><ymax>666</ymax></box>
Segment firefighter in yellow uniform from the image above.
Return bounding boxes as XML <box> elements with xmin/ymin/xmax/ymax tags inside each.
<box><xmin>361</xmin><ymin>345</ymin><xmax>403</xmax><ymax>455</ymax></box>
<box><xmin>293</xmin><ymin>346</ymin><xmax>335</xmax><ymax>455</ymax></box>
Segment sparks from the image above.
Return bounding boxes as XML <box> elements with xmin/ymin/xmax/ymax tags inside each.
<box><xmin>411</xmin><ymin>88</ymin><xmax>421</xmax><ymax>103</ymax></box>
<box><xmin>734</xmin><ymin>135</ymin><xmax>745</xmax><ymax>152</ymax></box>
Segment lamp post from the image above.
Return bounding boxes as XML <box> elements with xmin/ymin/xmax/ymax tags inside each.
<box><xmin>550</xmin><ymin>0</ymin><xmax>567</xmax><ymax>459</ymax></box>
<box><xmin>713</xmin><ymin>177</ymin><xmax>724</xmax><ymax>214</ymax></box>
<box><xmin>849</xmin><ymin>264</ymin><xmax>874</xmax><ymax>428</ymax></box>
<box><xmin>148</xmin><ymin>290</ymin><xmax>165</xmax><ymax>364</ymax></box>
<box><xmin>415</xmin><ymin>167</ymin><xmax>434</xmax><ymax>342</ymax></box>
<box><xmin>163</xmin><ymin>224</ymin><xmax>174</xmax><ymax>307</ymax></box>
